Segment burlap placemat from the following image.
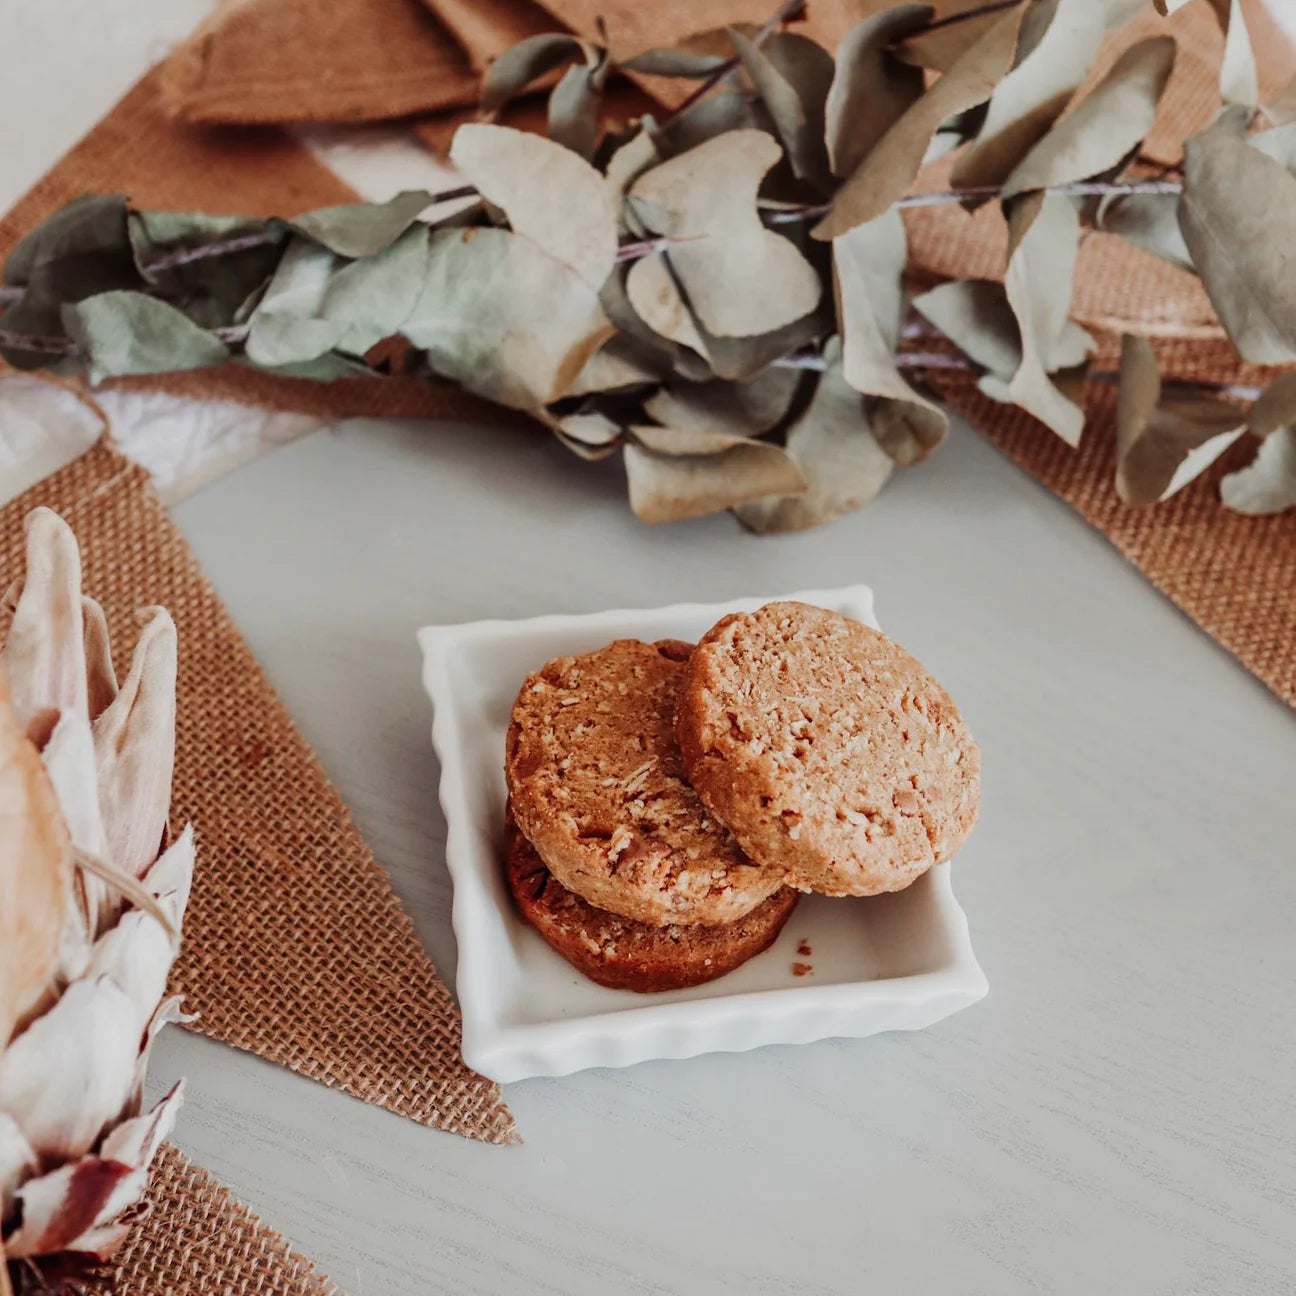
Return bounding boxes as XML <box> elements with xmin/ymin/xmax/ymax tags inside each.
<box><xmin>160</xmin><ymin>0</ymin><xmax>480</xmax><ymax>124</ymax></box>
<box><xmin>0</xmin><ymin>440</ymin><xmax>517</xmax><ymax>1143</ymax></box>
<box><xmin>106</xmin><ymin>1145</ymin><xmax>337</xmax><ymax>1296</ymax></box>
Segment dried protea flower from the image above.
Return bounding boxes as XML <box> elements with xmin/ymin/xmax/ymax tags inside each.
<box><xmin>0</xmin><ymin>508</ymin><xmax>193</xmax><ymax>1290</ymax></box>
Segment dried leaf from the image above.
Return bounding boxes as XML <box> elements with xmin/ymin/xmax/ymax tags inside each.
<box><xmin>624</xmin><ymin>425</ymin><xmax>806</xmax><ymax>523</ymax></box>
<box><xmin>1004</xmin><ymin>193</ymin><xmax>1089</xmax><ymax>445</ymax></box>
<box><xmin>1179</xmin><ymin>108</ymin><xmax>1296</xmax><ymax>365</ymax></box>
<box><xmin>317</xmin><ymin>225</ymin><xmax>431</xmax><ymax>356</ymax></box>
<box><xmin>93</xmin><ymin>609</ymin><xmax>176</xmax><ymax>881</ymax></box>
<box><xmin>0</xmin><ymin>671</ymin><xmax>71</xmax><ymax>1051</ymax></box>
<box><xmin>833</xmin><ymin>209</ymin><xmax>946</xmax><ymax>464</ymax></box>
<box><xmin>566</xmin><ymin>337</ymin><xmax>662</xmax><ymax>395</ymax></box>
<box><xmin>554</xmin><ymin>410</ymin><xmax>623</xmax><ymax>460</ymax></box>
<box><xmin>1220</xmin><ymin>426</ymin><xmax>1296</xmax><ymax>513</ymax></box>
<box><xmin>1247</xmin><ymin>371</ymin><xmax>1296</xmax><ymax>438</ymax></box>
<box><xmin>622</xmin><ymin>35</ymin><xmax>732</xmax><ymax>78</ymax></box>
<box><xmin>913</xmin><ymin>278</ymin><xmax>1023</xmax><ymax>379</ymax></box>
<box><xmin>548</xmin><ymin>56</ymin><xmax>605</xmax><ymax>161</ymax></box>
<box><xmin>737</xmin><ymin>338</ymin><xmax>893</xmax><ymax>533</ymax></box>
<box><xmin>601</xmin><ymin>262</ymin><xmax>710</xmax><ymax>380</ymax></box>
<box><xmin>287</xmin><ymin>189</ymin><xmax>431</xmax><ymax>258</ymax></box>
<box><xmin>1096</xmin><ymin>190</ymin><xmax>1193</xmax><ymax>271</ymax></box>
<box><xmin>0</xmin><ymin>977</ymin><xmax>138</xmax><ymax>1163</ymax></box>
<box><xmin>81</xmin><ymin>596</ymin><xmax>118</xmax><ymax>723</ymax></box>
<box><xmin>0</xmin><ymin>1113</ymin><xmax>37</xmax><ymax>1215</ymax></box>
<box><xmin>1206</xmin><ymin>0</ymin><xmax>1258</xmax><ymax>108</ymax></box>
<box><xmin>1249</xmin><ymin>121</ymin><xmax>1296</xmax><ymax>173</ymax></box>
<box><xmin>404</xmin><ymin>227</ymin><xmax>613</xmax><ymax>412</ymax></box>
<box><xmin>482</xmin><ymin>33</ymin><xmax>585</xmax><ymax>113</ymax></box>
<box><xmin>728</xmin><ymin>29</ymin><xmax>833</xmax><ymax>184</ymax></box>
<box><xmin>952</xmin><ymin>0</ymin><xmax>1107</xmax><ymax>190</ymax></box>
<box><xmin>650</xmin><ymin>87</ymin><xmax>766</xmax><ymax>159</ymax></box>
<box><xmin>644</xmin><ymin>367</ymin><xmax>801</xmax><ymax>437</ymax></box>
<box><xmin>629</xmin><ymin>130</ymin><xmax>822</xmax><ymax>337</ymax></box>
<box><xmin>693</xmin><ymin>304</ymin><xmax>830</xmax><ymax>382</ymax></box>
<box><xmin>2</xmin><ymin>509</ymin><xmax>88</xmax><ymax>745</ymax></box>
<box><xmin>813</xmin><ymin>5</ymin><xmax>1027</xmax><ymax>240</ymax></box>
<box><xmin>450</xmin><ymin>125</ymin><xmax>617</xmax><ymax>288</ymax></box>
<box><xmin>1003</xmin><ymin>37</ymin><xmax>1176</xmax><ymax>196</ymax></box>
<box><xmin>604</xmin><ymin>128</ymin><xmax>659</xmax><ymax>200</ymax></box>
<box><xmin>62</xmin><ymin>292</ymin><xmax>230</xmax><ymax>382</ymax></box>
<box><xmin>826</xmin><ymin>6</ymin><xmax>932</xmax><ymax>180</ymax></box>
<box><xmin>625</xmin><ymin>254</ymin><xmax>710</xmax><ymax>356</ymax></box>
<box><xmin>1115</xmin><ymin>334</ymin><xmax>1245</xmax><ymax>503</ymax></box>
<box><xmin>245</xmin><ymin>239</ymin><xmax>342</xmax><ymax>368</ymax></box>
<box><xmin>1263</xmin><ymin>73</ymin><xmax>1296</xmax><ymax>127</ymax></box>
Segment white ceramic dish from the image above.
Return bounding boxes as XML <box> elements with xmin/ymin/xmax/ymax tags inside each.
<box><xmin>418</xmin><ymin>586</ymin><xmax>988</xmax><ymax>1083</ymax></box>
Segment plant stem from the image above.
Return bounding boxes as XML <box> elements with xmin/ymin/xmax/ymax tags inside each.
<box><xmin>0</xmin><ymin>329</ymin><xmax>78</xmax><ymax>356</ymax></box>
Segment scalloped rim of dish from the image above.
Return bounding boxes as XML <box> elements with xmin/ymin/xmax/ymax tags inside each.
<box><xmin>419</xmin><ymin>586</ymin><xmax>988</xmax><ymax>1083</ymax></box>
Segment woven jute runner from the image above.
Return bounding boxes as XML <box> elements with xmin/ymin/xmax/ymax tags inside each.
<box><xmin>105</xmin><ymin>1145</ymin><xmax>337</xmax><ymax>1296</ymax></box>
<box><xmin>0</xmin><ymin>441</ymin><xmax>516</xmax><ymax>1144</ymax></box>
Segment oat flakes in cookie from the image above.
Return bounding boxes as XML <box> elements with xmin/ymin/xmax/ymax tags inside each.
<box><xmin>505</xmin><ymin>638</ymin><xmax>786</xmax><ymax>926</ymax></box>
<box><xmin>675</xmin><ymin>602</ymin><xmax>980</xmax><ymax>897</ymax></box>
<box><xmin>504</xmin><ymin>806</ymin><xmax>798</xmax><ymax>992</ymax></box>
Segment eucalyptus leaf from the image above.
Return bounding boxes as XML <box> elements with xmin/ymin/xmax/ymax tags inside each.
<box><xmin>736</xmin><ymin>339</ymin><xmax>893</xmax><ymax>533</ymax></box>
<box><xmin>403</xmin><ymin>227</ymin><xmax>614</xmax><ymax>413</ymax></box>
<box><xmin>625</xmin><ymin>254</ymin><xmax>710</xmax><ymax>357</ymax></box>
<box><xmin>952</xmin><ymin>0</ymin><xmax>1106</xmax><ymax>190</ymax></box>
<box><xmin>318</xmin><ymin>224</ymin><xmax>431</xmax><ymax>355</ymax></box>
<box><xmin>1206</xmin><ymin>0</ymin><xmax>1258</xmax><ymax>108</ymax></box>
<box><xmin>833</xmin><ymin>210</ymin><xmax>946</xmax><ymax>464</ymax></box>
<box><xmin>553</xmin><ymin>410</ymin><xmax>623</xmax><ymax>461</ymax></box>
<box><xmin>450</xmin><ymin>125</ymin><xmax>617</xmax><ymax>288</ymax></box>
<box><xmin>1264</xmin><ymin>74</ymin><xmax>1296</xmax><ymax>127</ymax></box>
<box><xmin>1246</xmin><ymin>371</ymin><xmax>1296</xmax><ymax>439</ymax></box>
<box><xmin>245</xmin><ymin>238</ymin><xmax>342</xmax><ymax>368</ymax></box>
<box><xmin>1096</xmin><ymin>191</ymin><xmax>1193</xmax><ymax>272</ymax></box>
<box><xmin>566</xmin><ymin>337</ymin><xmax>662</xmax><ymax>395</ymax></box>
<box><xmin>826</xmin><ymin>6</ymin><xmax>932</xmax><ymax>181</ymax></box>
<box><xmin>728</xmin><ymin>29</ymin><xmax>833</xmax><ymax>185</ymax></box>
<box><xmin>628</xmin><ymin>130</ymin><xmax>821</xmax><ymax>338</ymax></box>
<box><xmin>482</xmin><ymin>33</ymin><xmax>585</xmax><ymax>113</ymax></box>
<box><xmin>61</xmin><ymin>292</ymin><xmax>229</xmax><ymax>383</ymax></box>
<box><xmin>813</xmin><ymin>5</ymin><xmax>1027</xmax><ymax>240</ymax></box>
<box><xmin>624</xmin><ymin>427</ymin><xmax>806</xmax><ymax>524</ymax></box>
<box><xmin>549</xmin><ymin>59</ymin><xmax>603</xmax><ymax>161</ymax></box>
<box><xmin>1004</xmin><ymin>192</ymin><xmax>1088</xmax><ymax>445</ymax></box>
<box><xmin>1220</xmin><ymin>426</ymin><xmax>1296</xmax><ymax>514</ymax></box>
<box><xmin>1179</xmin><ymin>108</ymin><xmax>1296</xmax><ymax>365</ymax></box>
<box><xmin>1250</xmin><ymin>122</ymin><xmax>1296</xmax><ymax>173</ymax></box>
<box><xmin>1003</xmin><ymin>37</ymin><xmax>1176</xmax><ymax>196</ymax></box>
<box><xmin>286</xmin><ymin>190</ymin><xmax>432</xmax><ymax>258</ymax></box>
<box><xmin>605</xmin><ymin>129</ymin><xmax>660</xmax><ymax>210</ymax></box>
<box><xmin>650</xmin><ymin>88</ymin><xmax>766</xmax><ymax>159</ymax></box>
<box><xmin>600</xmin><ymin>262</ymin><xmax>710</xmax><ymax>380</ymax></box>
<box><xmin>693</xmin><ymin>304</ymin><xmax>829</xmax><ymax>383</ymax></box>
<box><xmin>644</xmin><ymin>367</ymin><xmax>801</xmax><ymax>437</ymax></box>
<box><xmin>913</xmin><ymin>279</ymin><xmax>1023</xmax><ymax>380</ymax></box>
<box><xmin>1114</xmin><ymin>333</ymin><xmax>1245</xmax><ymax>503</ymax></box>
<box><xmin>621</xmin><ymin>43</ymin><xmax>730</xmax><ymax>78</ymax></box>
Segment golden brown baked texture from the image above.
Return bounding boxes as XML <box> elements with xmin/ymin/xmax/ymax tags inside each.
<box><xmin>676</xmin><ymin>603</ymin><xmax>980</xmax><ymax>897</ymax></box>
<box><xmin>505</xmin><ymin>638</ymin><xmax>786</xmax><ymax>926</ymax></box>
<box><xmin>504</xmin><ymin>809</ymin><xmax>798</xmax><ymax>992</ymax></box>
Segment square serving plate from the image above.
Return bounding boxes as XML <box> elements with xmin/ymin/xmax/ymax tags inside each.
<box><xmin>418</xmin><ymin>586</ymin><xmax>988</xmax><ymax>1083</ymax></box>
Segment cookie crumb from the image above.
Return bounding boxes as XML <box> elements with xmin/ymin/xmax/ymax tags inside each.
<box><xmin>796</xmin><ymin>939</ymin><xmax>812</xmax><ymax>957</ymax></box>
<box><xmin>792</xmin><ymin>962</ymin><xmax>813</xmax><ymax>977</ymax></box>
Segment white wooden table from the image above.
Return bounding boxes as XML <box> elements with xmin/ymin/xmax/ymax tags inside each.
<box><xmin>7</xmin><ymin>7</ymin><xmax>1296</xmax><ymax>1294</ymax></box>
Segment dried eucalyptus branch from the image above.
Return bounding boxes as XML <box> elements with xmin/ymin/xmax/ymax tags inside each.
<box><xmin>0</xmin><ymin>0</ymin><xmax>1291</xmax><ymax>524</ymax></box>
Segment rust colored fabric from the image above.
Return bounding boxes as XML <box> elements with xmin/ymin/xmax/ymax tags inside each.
<box><xmin>0</xmin><ymin>441</ymin><xmax>518</xmax><ymax>1144</ymax></box>
<box><xmin>103</xmin><ymin>1144</ymin><xmax>337</xmax><ymax>1295</ymax></box>
<box><xmin>421</xmin><ymin>0</ymin><xmax>558</xmax><ymax>71</ymax></box>
<box><xmin>159</xmin><ymin>0</ymin><xmax>480</xmax><ymax>124</ymax></box>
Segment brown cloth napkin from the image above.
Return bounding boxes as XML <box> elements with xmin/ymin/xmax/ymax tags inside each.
<box><xmin>107</xmin><ymin>1145</ymin><xmax>337</xmax><ymax>1295</ymax></box>
<box><xmin>0</xmin><ymin>440</ymin><xmax>517</xmax><ymax>1144</ymax></box>
<box><xmin>160</xmin><ymin>0</ymin><xmax>480</xmax><ymax>124</ymax></box>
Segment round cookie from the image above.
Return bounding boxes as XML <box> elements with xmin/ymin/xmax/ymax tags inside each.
<box><xmin>675</xmin><ymin>602</ymin><xmax>980</xmax><ymax>897</ymax></box>
<box><xmin>504</xmin><ymin>808</ymin><xmax>798</xmax><ymax>992</ymax></box>
<box><xmin>505</xmin><ymin>638</ymin><xmax>786</xmax><ymax>926</ymax></box>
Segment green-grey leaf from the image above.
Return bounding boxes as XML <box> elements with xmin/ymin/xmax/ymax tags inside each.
<box><xmin>245</xmin><ymin>238</ymin><xmax>342</xmax><ymax>367</ymax></box>
<box><xmin>1096</xmin><ymin>191</ymin><xmax>1193</xmax><ymax>272</ymax></box>
<box><xmin>1004</xmin><ymin>192</ymin><xmax>1088</xmax><ymax>445</ymax></box>
<box><xmin>566</xmin><ymin>337</ymin><xmax>663</xmax><ymax>395</ymax></box>
<box><xmin>1250</xmin><ymin>122</ymin><xmax>1296</xmax><ymax>174</ymax></box>
<box><xmin>826</xmin><ymin>6</ymin><xmax>932</xmax><ymax>181</ymax></box>
<box><xmin>549</xmin><ymin>60</ymin><xmax>603</xmax><ymax>161</ymax></box>
<box><xmin>621</xmin><ymin>47</ymin><xmax>729</xmax><ymax>77</ymax></box>
<box><xmin>833</xmin><ymin>209</ymin><xmax>946</xmax><ymax>464</ymax></box>
<box><xmin>1220</xmin><ymin>426</ymin><xmax>1296</xmax><ymax>514</ymax></box>
<box><xmin>1115</xmin><ymin>333</ymin><xmax>1245</xmax><ymax>504</ymax></box>
<box><xmin>813</xmin><ymin>5</ymin><xmax>1026</xmax><ymax>240</ymax></box>
<box><xmin>450</xmin><ymin>125</ymin><xmax>617</xmax><ymax>288</ymax></box>
<box><xmin>601</xmin><ymin>262</ymin><xmax>710</xmax><ymax>380</ymax></box>
<box><xmin>286</xmin><ymin>190</ymin><xmax>431</xmax><ymax>258</ymax></box>
<box><xmin>404</xmin><ymin>227</ymin><xmax>614</xmax><ymax>413</ymax></box>
<box><xmin>649</xmin><ymin>87</ymin><xmax>766</xmax><ymax>159</ymax></box>
<box><xmin>913</xmin><ymin>279</ymin><xmax>1023</xmax><ymax>379</ymax></box>
<box><xmin>644</xmin><ymin>367</ymin><xmax>801</xmax><ymax>437</ymax></box>
<box><xmin>624</xmin><ymin>425</ymin><xmax>806</xmax><ymax>524</ymax></box>
<box><xmin>61</xmin><ymin>291</ymin><xmax>229</xmax><ymax>382</ymax></box>
<box><xmin>736</xmin><ymin>337</ymin><xmax>892</xmax><ymax>533</ymax></box>
<box><xmin>319</xmin><ymin>224</ymin><xmax>431</xmax><ymax>355</ymax></box>
<box><xmin>628</xmin><ymin>130</ymin><xmax>821</xmax><ymax>338</ymax></box>
<box><xmin>952</xmin><ymin>0</ymin><xmax>1106</xmax><ymax>190</ymax></box>
<box><xmin>693</xmin><ymin>305</ymin><xmax>828</xmax><ymax>382</ymax></box>
<box><xmin>728</xmin><ymin>29</ymin><xmax>833</xmax><ymax>185</ymax></box>
<box><xmin>482</xmin><ymin>33</ymin><xmax>585</xmax><ymax>113</ymax></box>
<box><xmin>1179</xmin><ymin>108</ymin><xmax>1296</xmax><ymax>365</ymax></box>
<box><xmin>1003</xmin><ymin>37</ymin><xmax>1176</xmax><ymax>196</ymax></box>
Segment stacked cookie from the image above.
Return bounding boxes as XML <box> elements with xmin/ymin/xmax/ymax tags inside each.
<box><xmin>504</xmin><ymin>602</ymin><xmax>980</xmax><ymax>993</ymax></box>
